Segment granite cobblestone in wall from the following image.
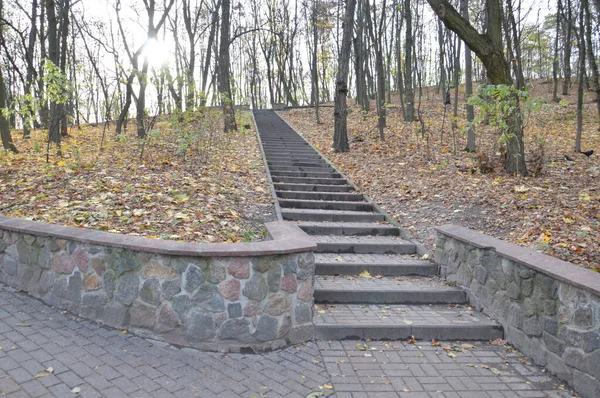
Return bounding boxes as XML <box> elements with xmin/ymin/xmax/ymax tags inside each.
<box><xmin>436</xmin><ymin>228</ymin><xmax>600</xmax><ymax>398</ymax></box>
<box><xmin>0</xmin><ymin>224</ymin><xmax>316</xmax><ymax>353</ymax></box>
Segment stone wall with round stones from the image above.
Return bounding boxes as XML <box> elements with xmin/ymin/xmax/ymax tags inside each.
<box><xmin>0</xmin><ymin>216</ymin><xmax>317</xmax><ymax>352</ymax></box>
<box><xmin>435</xmin><ymin>225</ymin><xmax>600</xmax><ymax>398</ymax></box>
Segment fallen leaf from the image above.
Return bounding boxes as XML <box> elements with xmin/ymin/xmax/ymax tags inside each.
<box><xmin>403</xmin><ymin>320</ymin><xmax>414</xmax><ymax>325</ymax></box>
<box><xmin>447</xmin><ymin>352</ymin><xmax>458</xmax><ymax>358</ymax></box>
<box><xmin>359</xmin><ymin>270</ymin><xmax>372</xmax><ymax>278</ymax></box>
<box><xmin>355</xmin><ymin>342</ymin><xmax>368</xmax><ymax>351</ymax></box>
<box><xmin>71</xmin><ymin>387</ymin><xmax>81</xmax><ymax>394</ymax></box>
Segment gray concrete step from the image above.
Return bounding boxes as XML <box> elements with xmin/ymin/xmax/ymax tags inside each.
<box><xmin>314</xmin><ymin>235</ymin><xmax>416</xmax><ymax>254</ymax></box>
<box><xmin>276</xmin><ymin>191</ymin><xmax>363</xmax><ymax>202</ymax></box>
<box><xmin>314</xmin><ymin>304</ymin><xmax>503</xmax><ymax>341</ymax></box>
<box><xmin>269</xmin><ymin>166</ymin><xmax>334</xmax><ymax>173</ymax></box>
<box><xmin>266</xmin><ymin>158</ymin><xmax>323</xmax><ymax>163</ymax></box>
<box><xmin>314</xmin><ymin>253</ymin><xmax>437</xmax><ymax>276</ymax></box>
<box><xmin>268</xmin><ymin>162</ymin><xmax>331</xmax><ymax>169</ymax></box>
<box><xmin>274</xmin><ymin>183</ymin><xmax>355</xmax><ymax>192</ymax></box>
<box><xmin>265</xmin><ymin>152</ymin><xmax>323</xmax><ymax>160</ymax></box>
<box><xmin>314</xmin><ymin>275</ymin><xmax>466</xmax><ymax>304</ymax></box>
<box><xmin>271</xmin><ymin>171</ymin><xmax>340</xmax><ymax>179</ymax></box>
<box><xmin>281</xmin><ymin>209</ymin><xmax>385</xmax><ymax>222</ymax></box>
<box><xmin>271</xmin><ymin>176</ymin><xmax>349</xmax><ymax>185</ymax></box>
<box><xmin>278</xmin><ymin>198</ymin><xmax>374</xmax><ymax>212</ymax></box>
<box><xmin>297</xmin><ymin>221</ymin><xmax>398</xmax><ymax>235</ymax></box>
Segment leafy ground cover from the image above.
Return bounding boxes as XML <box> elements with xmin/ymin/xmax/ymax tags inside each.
<box><xmin>280</xmin><ymin>82</ymin><xmax>600</xmax><ymax>270</ymax></box>
<box><xmin>0</xmin><ymin>110</ymin><xmax>275</xmax><ymax>243</ymax></box>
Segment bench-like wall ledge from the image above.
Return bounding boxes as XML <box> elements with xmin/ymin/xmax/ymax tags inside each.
<box><xmin>435</xmin><ymin>224</ymin><xmax>600</xmax><ymax>398</ymax></box>
<box><xmin>0</xmin><ymin>215</ymin><xmax>317</xmax><ymax>353</ymax></box>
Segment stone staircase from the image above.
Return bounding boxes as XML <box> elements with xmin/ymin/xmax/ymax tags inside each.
<box><xmin>253</xmin><ymin>110</ymin><xmax>503</xmax><ymax>342</ymax></box>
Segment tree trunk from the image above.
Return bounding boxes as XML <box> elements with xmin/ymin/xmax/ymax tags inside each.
<box><xmin>46</xmin><ymin>0</ymin><xmax>61</xmax><ymax>147</ymax></box>
<box><xmin>218</xmin><ymin>0</ymin><xmax>237</xmax><ymax>132</ymax></box>
<box><xmin>461</xmin><ymin>0</ymin><xmax>475</xmax><ymax>151</ymax></box>
<box><xmin>427</xmin><ymin>0</ymin><xmax>527</xmax><ymax>176</ymax></box>
<box><xmin>333</xmin><ymin>0</ymin><xmax>357</xmax><ymax>152</ymax></box>
<box><xmin>562</xmin><ymin>0</ymin><xmax>572</xmax><ymax>96</ymax></box>
<box><xmin>38</xmin><ymin>2</ymin><xmax>49</xmax><ymax>128</ymax></box>
<box><xmin>59</xmin><ymin>0</ymin><xmax>70</xmax><ymax>138</ymax></box>
<box><xmin>365</xmin><ymin>0</ymin><xmax>386</xmax><ymax>139</ymax></box>
<box><xmin>404</xmin><ymin>0</ymin><xmax>415</xmax><ymax>122</ymax></box>
<box><xmin>311</xmin><ymin>0</ymin><xmax>321</xmax><ymax>124</ymax></box>
<box><xmin>575</xmin><ymin>1</ymin><xmax>585</xmax><ymax>152</ymax></box>
<box><xmin>0</xmin><ymin>71</ymin><xmax>18</xmax><ymax>153</ymax></box>
<box><xmin>552</xmin><ymin>0</ymin><xmax>561</xmax><ymax>102</ymax></box>
<box><xmin>584</xmin><ymin>0</ymin><xmax>600</xmax><ymax>130</ymax></box>
<box><xmin>22</xmin><ymin>0</ymin><xmax>38</xmax><ymax>139</ymax></box>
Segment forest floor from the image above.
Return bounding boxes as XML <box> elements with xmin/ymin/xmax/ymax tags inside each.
<box><xmin>280</xmin><ymin>80</ymin><xmax>600</xmax><ymax>270</ymax></box>
<box><xmin>0</xmin><ymin>110</ymin><xmax>275</xmax><ymax>243</ymax></box>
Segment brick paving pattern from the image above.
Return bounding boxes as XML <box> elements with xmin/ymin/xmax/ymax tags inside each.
<box><xmin>0</xmin><ymin>285</ymin><xmax>576</xmax><ymax>397</ymax></box>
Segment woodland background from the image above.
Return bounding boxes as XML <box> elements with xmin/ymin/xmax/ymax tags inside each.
<box><xmin>0</xmin><ymin>0</ymin><xmax>599</xmax><ymax>268</ymax></box>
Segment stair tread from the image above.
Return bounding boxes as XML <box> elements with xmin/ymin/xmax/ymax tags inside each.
<box><xmin>314</xmin><ymin>303</ymin><xmax>499</xmax><ymax>327</ymax></box>
<box><xmin>282</xmin><ymin>209</ymin><xmax>381</xmax><ymax>216</ymax></box>
<box><xmin>315</xmin><ymin>275</ymin><xmax>460</xmax><ymax>292</ymax></box>
<box><xmin>297</xmin><ymin>221</ymin><xmax>393</xmax><ymax>228</ymax></box>
<box><xmin>313</xmin><ymin>235</ymin><xmax>411</xmax><ymax>245</ymax></box>
<box><xmin>314</xmin><ymin>252</ymin><xmax>426</xmax><ymax>265</ymax></box>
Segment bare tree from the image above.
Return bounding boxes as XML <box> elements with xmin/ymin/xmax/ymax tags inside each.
<box><xmin>427</xmin><ymin>0</ymin><xmax>528</xmax><ymax>175</ymax></box>
<box><xmin>218</xmin><ymin>0</ymin><xmax>237</xmax><ymax>132</ymax></box>
<box><xmin>333</xmin><ymin>0</ymin><xmax>357</xmax><ymax>152</ymax></box>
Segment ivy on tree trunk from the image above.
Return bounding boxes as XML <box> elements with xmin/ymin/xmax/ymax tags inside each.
<box><xmin>426</xmin><ymin>0</ymin><xmax>528</xmax><ymax>176</ymax></box>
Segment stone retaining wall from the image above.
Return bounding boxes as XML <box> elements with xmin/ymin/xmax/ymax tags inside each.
<box><xmin>0</xmin><ymin>216</ymin><xmax>317</xmax><ymax>352</ymax></box>
<box><xmin>436</xmin><ymin>225</ymin><xmax>600</xmax><ymax>398</ymax></box>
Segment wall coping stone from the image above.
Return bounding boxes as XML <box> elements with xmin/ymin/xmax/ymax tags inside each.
<box><xmin>436</xmin><ymin>224</ymin><xmax>600</xmax><ymax>297</ymax></box>
<box><xmin>0</xmin><ymin>215</ymin><xmax>316</xmax><ymax>257</ymax></box>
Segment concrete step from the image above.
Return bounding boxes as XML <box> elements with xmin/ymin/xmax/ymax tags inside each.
<box><xmin>314</xmin><ymin>235</ymin><xmax>416</xmax><ymax>255</ymax></box>
<box><xmin>276</xmin><ymin>191</ymin><xmax>363</xmax><ymax>202</ymax></box>
<box><xmin>297</xmin><ymin>221</ymin><xmax>398</xmax><ymax>235</ymax></box>
<box><xmin>264</xmin><ymin>152</ymin><xmax>319</xmax><ymax>157</ymax></box>
<box><xmin>314</xmin><ymin>304</ymin><xmax>503</xmax><ymax>341</ymax></box>
<box><xmin>314</xmin><ymin>253</ymin><xmax>437</xmax><ymax>276</ymax></box>
<box><xmin>281</xmin><ymin>209</ymin><xmax>385</xmax><ymax>222</ymax></box>
<box><xmin>268</xmin><ymin>162</ymin><xmax>332</xmax><ymax>169</ymax></box>
<box><xmin>264</xmin><ymin>151</ymin><xmax>321</xmax><ymax>157</ymax></box>
<box><xmin>314</xmin><ymin>275</ymin><xmax>466</xmax><ymax>304</ymax></box>
<box><xmin>271</xmin><ymin>176</ymin><xmax>348</xmax><ymax>185</ymax></box>
<box><xmin>274</xmin><ymin>183</ymin><xmax>355</xmax><ymax>192</ymax></box>
<box><xmin>267</xmin><ymin>156</ymin><xmax>325</xmax><ymax>162</ymax></box>
<box><xmin>278</xmin><ymin>199</ymin><xmax>374</xmax><ymax>212</ymax></box>
<box><xmin>271</xmin><ymin>171</ymin><xmax>342</xmax><ymax>179</ymax></box>
<box><xmin>269</xmin><ymin>165</ymin><xmax>333</xmax><ymax>172</ymax></box>
<box><xmin>262</xmin><ymin>144</ymin><xmax>310</xmax><ymax>149</ymax></box>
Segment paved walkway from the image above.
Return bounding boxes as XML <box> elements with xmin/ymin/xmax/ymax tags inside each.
<box><xmin>0</xmin><ymin>285</ymin><xmax>576</xmax><ymax>398</ymax></box>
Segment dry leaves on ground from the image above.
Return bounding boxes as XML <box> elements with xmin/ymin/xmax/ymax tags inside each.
<box><xmin>0</xmin><ymin>111</ymin><xmax>275</xmax><ymax>243</ymax></box>
<box><xmin>280</xmin><ymin>82</ymin><xmax>600</xmax><ymax>269</ymax></box>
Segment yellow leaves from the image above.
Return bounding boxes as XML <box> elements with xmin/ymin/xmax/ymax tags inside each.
<box><xmin>57</xmin><ymin>160</ymin><xmax>67</xmax><ymax>167</ymax></box>
<box><xmin>562</xmin><ymin>217</ymin><xmax>575</xmax><ymax>224</ymax></box>
<box><xmin>539</xmin><ymin>230</ymin><xmax>552</xmax><ymax>243</ymax></box>
<box><xmin>579</xmin><ymin>192</ymin><xmax>593</xmax><ymax>202</ymax></box>
<box><xmin>358</xmin><ymin>270</ymin><xmax>372</xmax><ymax>278</ymax></box>
<box><xmin>513</xmin><ymin>185</ymin><xmax>529</xmax><ymax>193</ymax></box>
